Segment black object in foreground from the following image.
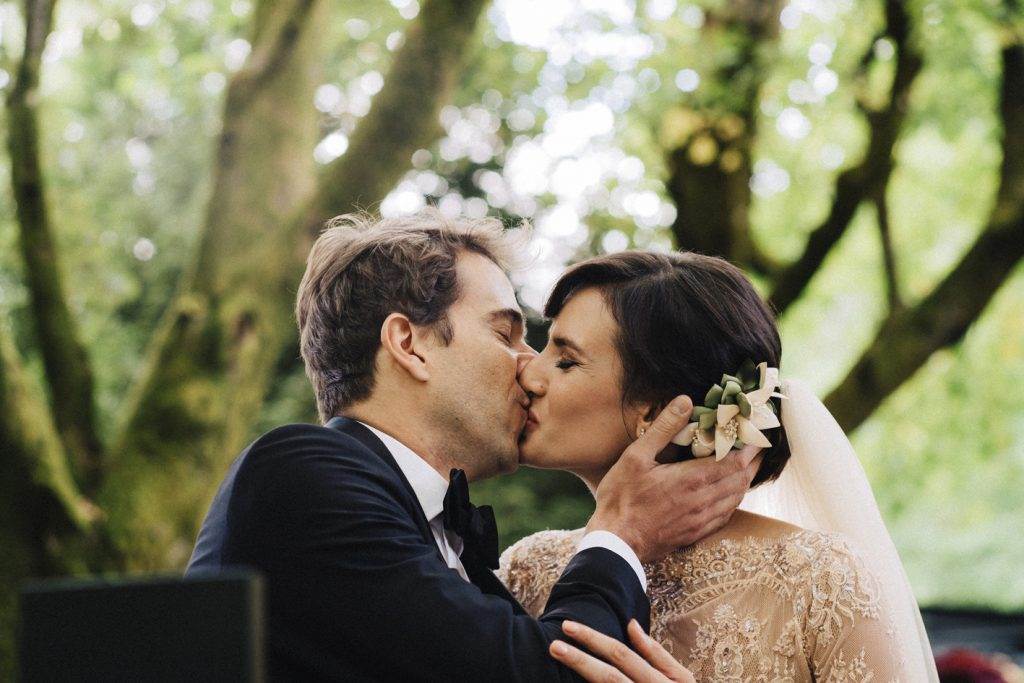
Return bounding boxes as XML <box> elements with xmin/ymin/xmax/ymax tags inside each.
<box><xmin>18</xmin><ymin>569</ymin><xmax>264</xmax><ymax>682</ymax></box>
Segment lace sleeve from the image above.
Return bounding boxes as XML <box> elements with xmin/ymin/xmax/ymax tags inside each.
<box><xmin>497</xmin><ymin>530</ymin><xmax>580</xmax><ymax>618</ymax></box>
<box><xmin>809</xmin><ymin>537</ymin><xmax>905</xmax><ymax>682</ymax></box>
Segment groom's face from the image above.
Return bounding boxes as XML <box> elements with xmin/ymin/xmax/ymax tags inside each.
<box><xmin>426</xmin><ymin>251</ymin><xmax>534</xmax><ymax>480</ymax></box>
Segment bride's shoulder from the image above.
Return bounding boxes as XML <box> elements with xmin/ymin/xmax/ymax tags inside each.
<box><xmin>499</xmin><ymin>528</ymin><xmax>586</xmax><ymax>570</ymax></box>
<box><xmin>654</xmin><ymin>513</ymin><xmax>879</xmax><ymax>596</ymax></box>
<box><xmin>497</xmin><ymin>528</ymin><xmax>585</xmax><ymax>615</ymax></box>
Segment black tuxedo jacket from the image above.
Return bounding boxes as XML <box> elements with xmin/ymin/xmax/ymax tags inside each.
<box><xmin>186</xmin><ymin>417</ymin><xmax>649</xmax><ymax>681</ymax></box>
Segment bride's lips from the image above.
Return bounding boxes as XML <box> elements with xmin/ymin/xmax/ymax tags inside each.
<box><xmin>525</xmin><ymin>410</ymin><xmax>540</xmax><ymax>430</ymax></box>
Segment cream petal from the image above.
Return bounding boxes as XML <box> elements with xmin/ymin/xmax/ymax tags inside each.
<box><xmin>695</xmin><ymin>428</ymin><xmax>715</xmax><ymax>448</ymax></box>
<box><xmin>738</xmin><ymin>416</ymin><xmax>772</xmax><ymax>448</ymax></box>
<box><xmin>749</xmin><ymin>406</ymin><xmax>780</xmax><ymax>430</ymax></box>
<box><xmin>715</xmin><ymin>423</ymin><xmax>736</xmax><ymax>461</ymax></box>
<box><xmin>757</xmin><ymin>362</ymin><xmax>767</xmax><ymax>386</ymax></box>
<box><xmin>762</xmin><ymin>367</ymin><xmax>780</xmax><ymax>391</ymax></box>
<box><xmin>745</xmin><ymin>385</ymin><xmax>772</xmax><ymax>405</ymax></box>
<box><xmin>692</xmin><ymin>437</ymin><xmax>715</xmax><ymax>457</ymax></box>
<box><xmin>717</xmin><ymin>403</ymin><xmax>740</xmax><ymax>423</ymax></box>
<box><xmin>672</xmin><ymin>422</ymin><xmax>699</xmax><ymax>446</ymax></box>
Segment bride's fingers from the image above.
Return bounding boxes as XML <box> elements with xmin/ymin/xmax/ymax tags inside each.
<box><xmin>628</xmin><ymin>620</ymin><xmax>695</xmax><ymax>682</ymax></box>
<box><xmin>549</xmin><ymin>639</ymin><xmax>630</xmax><ymax>682</ymax></box>
<box><xmin>558</xmin><ymin>620</ymin><xmax>661</xmax><ymax>682</ymax></box>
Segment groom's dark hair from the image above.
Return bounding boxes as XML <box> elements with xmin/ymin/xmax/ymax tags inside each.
<box><xmin>545</xmin><ymin>250</ymin><xmax>790</xmax><ymax>487</ymax></box>
<box><xmin>296</xmin><ymin>209</ymin><xmax>526</xmax><ymax>422</ymax></box>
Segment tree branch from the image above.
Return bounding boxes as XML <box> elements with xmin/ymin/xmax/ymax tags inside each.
<box><xmin>227</xmin><ymin>0</ymin><xmax>318</xmax><ymax>109</ymax></box>
<box><xmin>825</xmin><ymin>40</ymin><xmax>1024</xmax><ymax>432</ymax></box>
<box><xmin>874</xmin><ymin>188</ymin><xmax>903</xmax><ymax>311</ymax></box>
<box><xmin>768</xmin><ymin>0</ymin><xmax>922</xmax><ymax>314</ymax></box>
<box><xmin>297</xmin><ymin>0</ymin><xmax>489</xmax><ymax>240</ymax></box>
<box><xmin>5</xmin><ymin>0</ymin><xmax>103</xmax><ymax>489</ymax></box>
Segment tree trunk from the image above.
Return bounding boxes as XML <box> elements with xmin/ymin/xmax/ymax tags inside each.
<box><xmin>102</xmin><ymin>0</ymin><xmax>328</xmax><ymax>569</ymax></box>
<box><xmin>665</xmin><ymin>0</ymin><xmax>783</xmax><ymax>275</ymax></box>
<box><xmin>6</xmin><ymin>0</ymin><xmax>103</xmax><ymax>489</ymax></box>
<box><xmin>825</xmin><ymin>41</ymin><xmax>1024</xmax><ymax>431</ymax></box>
<box><xmin>0</xmin><ymin>327</ymin><xmax>101</xmax><ymax>672</ymax></box>
<box><xmin>105</xmin><ymin>0</ymin><xmax>490</xmax><ymax>570</ymax></box>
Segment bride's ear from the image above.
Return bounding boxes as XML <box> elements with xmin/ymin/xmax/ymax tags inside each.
<box><xmin>631</xmin><ymin>403</ymin><xmax>658</xmax><ymax>439</ymax></box>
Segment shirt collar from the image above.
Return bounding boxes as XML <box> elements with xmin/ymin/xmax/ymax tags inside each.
<box><xmin>358</xmin><ymin>422</ymin><xmax>449</xmax><ymax>521</ymax></box>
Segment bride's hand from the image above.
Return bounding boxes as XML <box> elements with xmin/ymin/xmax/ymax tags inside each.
<box><xmin>587</xmin><ymin>395</ymin><xmax>762</xmax><ymax>563</ymax></box>
<box><xmin>549</xmin><ymin>619</ymin><xmax>695</xmax><ymax>683</ymax></box>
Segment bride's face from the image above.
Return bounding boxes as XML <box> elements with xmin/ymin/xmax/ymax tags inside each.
<box><xmin>518</xmin><ymin>288</ymin><xmax>644</xmax><ymax>480</ymax></box>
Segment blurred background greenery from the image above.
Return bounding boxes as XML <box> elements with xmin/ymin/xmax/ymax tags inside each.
<box><xmin>1</xmin><ymin>0</ymin><xmax>1022</xmax><ymax>672</ymax></box>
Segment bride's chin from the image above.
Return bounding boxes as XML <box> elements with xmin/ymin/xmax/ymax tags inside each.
<box><xmin>517</xmin><ymin>438</ymin><xmax>555</xmax><ymax>468</ymax></box>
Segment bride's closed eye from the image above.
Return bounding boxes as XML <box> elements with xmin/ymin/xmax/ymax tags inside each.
<box><xmin>555</xmin><ymin>358</ymin><xmax>579</xmax><ymax>371</ymax></box>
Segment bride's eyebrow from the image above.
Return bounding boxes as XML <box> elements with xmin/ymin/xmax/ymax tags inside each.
<box><xmin>552</xmin><ymin>335</ymin><xmax>588</xmax><ymax>359</ymax></box>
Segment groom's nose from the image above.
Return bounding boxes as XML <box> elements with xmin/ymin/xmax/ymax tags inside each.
<box><xmin>515</xmin><ymin>341</ymin><xmax>537</xmax><ymax>375</ymax></box>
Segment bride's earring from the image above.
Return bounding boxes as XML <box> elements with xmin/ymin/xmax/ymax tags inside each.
<box><xmin>637</xmin><ymin>427</ymin><xmax>646</xmax><ymax>438</ymax></box>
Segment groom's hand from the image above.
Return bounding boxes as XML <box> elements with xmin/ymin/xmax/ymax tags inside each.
<box><xmin>587</xmin><ymin>395</ymin><xmax>762</xmax><ymax>564</ymax></box>
<box><xmin>549</xmin><ymin>619</ymin><xmax>695</xmax><ymax>682</ymax></box>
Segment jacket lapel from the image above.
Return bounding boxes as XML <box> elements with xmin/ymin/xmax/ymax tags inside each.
<box><xmin>324</xmin><ymin>416</ymin><xmax>443</xmax><ymax>565</ymax></box>
<box><xmin>324</xmin><ymin>416</ymin><xmax>527</xmax><ymax>614</ymax></box>
<box><xmin>462</xmin><ymin>550</ymin><xmax>528</xmax><ymax>615</ymax></box>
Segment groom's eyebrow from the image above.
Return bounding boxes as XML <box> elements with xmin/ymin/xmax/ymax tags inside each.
<box><xmin>487</xmin><ymin>308</ymin><xmax>524</xmax><ymax>329</ymax></box>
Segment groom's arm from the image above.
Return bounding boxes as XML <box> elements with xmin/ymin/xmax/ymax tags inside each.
<box><xmin>231</xmin><ymin>428</ymin><xmax>644</xmax><ymax>683</ymax></box>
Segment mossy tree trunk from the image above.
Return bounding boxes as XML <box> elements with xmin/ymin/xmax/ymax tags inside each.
<box><xmin>6</xmin><ymin>0</ymin><xmax>103</xmax><ymax>490</ymax></box>
<box><xmin>100</xmin><ymin>0</ymin><xmax>329</xmax><ymax>569</ymax></box>
<box><xmin>0</xmin><ymin>327</ymin><xmax>102</xmax><ymax>671</ymax></box>
<box><xmin>101</xmin><ymin>0</ymin><xmax>489</xmax><ymax>571</ymax></box>
<box><xmin>0</xmin><ymin>0</ymin><xmax>491</xmax><ymax>586</ymax></box>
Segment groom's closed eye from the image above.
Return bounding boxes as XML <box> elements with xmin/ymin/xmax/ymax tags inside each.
<box><xmin>488</xmin><ymin>308</ymin><xmax>525</xmax><ymax>345</ymax></box>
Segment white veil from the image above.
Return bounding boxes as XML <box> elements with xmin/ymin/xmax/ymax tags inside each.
<box><xmin>739</xmin><ymin>378</ymin><xmax>939</xmax><ymax>681</ymax></box>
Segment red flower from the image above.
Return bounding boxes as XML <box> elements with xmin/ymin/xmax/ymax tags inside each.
<box><xmin>936</xmin><ymin>648</ymin><xmax>1007</xmax><ymax>683</ymax></box>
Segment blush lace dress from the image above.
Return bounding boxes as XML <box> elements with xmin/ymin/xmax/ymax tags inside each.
<box><xmin>498</xmin><ymin>515</ymin><xmax>908</xmax><ymax>682</ymax></box>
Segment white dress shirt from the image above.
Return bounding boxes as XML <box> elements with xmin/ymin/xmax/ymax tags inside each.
<box><xmin>359</xmin><ymin>423</ymin><xmax>647</xmax><ymax>591</ymax></box>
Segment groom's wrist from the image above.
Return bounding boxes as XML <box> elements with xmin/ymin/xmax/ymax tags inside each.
<box><xmin>585</xmin><ymin>515</ymin><xmax>649</xmax><ymax>564</ymax></box>
<box><xmin>577</xmin><ymin>530</ymin><xmax>647</xmax><ymax>591</ymax></box>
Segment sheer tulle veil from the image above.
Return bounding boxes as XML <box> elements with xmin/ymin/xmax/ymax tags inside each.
<box><xmin>739</xmin><ymin>378</ymin><xmax>939</xmax><ymax>681</ymax></box>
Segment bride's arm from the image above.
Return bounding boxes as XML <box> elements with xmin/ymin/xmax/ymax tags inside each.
<box><xmin>810</xmin><ymin>546</ymin><xmax>906</xmax><ymax>681</ymax></box>
<box><xmin>813</xmin><ymin>606</ymin><xmax>904</xmax><ymax>681</ymax></box>
<box><xmin>499</xmin><ymin>531</ymin><xmax>580</xmax><ymax>618</ymax></box>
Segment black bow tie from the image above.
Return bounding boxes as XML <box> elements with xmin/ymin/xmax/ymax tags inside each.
<box><xmin>442</xmin><ymin>469</ymin><xmax>499</xmax><ymax>570</ymax></box>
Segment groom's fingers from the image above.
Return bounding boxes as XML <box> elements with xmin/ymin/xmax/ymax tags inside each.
<box><xmin>556</xmin><ymin>621</ymin><xmax>664</xmax><ymax>682</ymax></box>
<box><xmin>550</xmin><ymin>640</ymin><xmax>630</xmax><ymax>683</ymax></box>
<box><xmin>627</xmin><ymin>395</ymin><xmax>693</xmax><ymax>461</ymax></box>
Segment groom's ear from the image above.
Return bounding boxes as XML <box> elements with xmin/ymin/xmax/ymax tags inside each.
<box><xmin>380</xmin><ymin>312</ymin><xmax>431</xmax><ymax>382</ymax></box>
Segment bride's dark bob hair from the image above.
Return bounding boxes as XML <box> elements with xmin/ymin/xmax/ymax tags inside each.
<box><xmin>544</xmin><ymin>250</ymin><xmax>790</xmax><ymax>487</ymax></box>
